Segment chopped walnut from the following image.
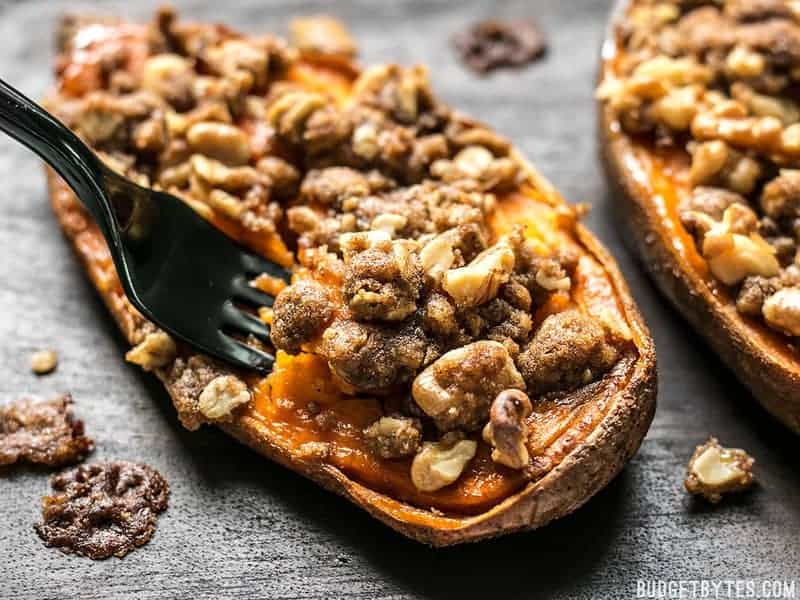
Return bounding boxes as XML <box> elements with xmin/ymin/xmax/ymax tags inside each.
<box><xmin>125</xmin><ymin>331</ymin><xmax>177</xmax><ymax>371</ymax></box>
<box><xmin>186</xmin><ymin>121</ymin><xmax>251</xmax><ymax>166</ymax></box>
<box><xmin>364</xmin><ymin>415</ymin><xmax>422</xmax><ymax>459</ymax></box>
<box><xmin>197</xmin><ymin>375</ymin><xmax>251</xmax><ymax>421</ymax></box>
<box><xmin>762</xmin><ymin>287</ymin><xmax>800</xmax><ymax>335</ymax></box>
<box><xmin>760</xmin><ymin>170</ymin><xmax>800</xmax><ymax>220</ymax></box>
<box><xmin>701</xmin><ymin>204</ymin><xmax>780</xmax><ymax>285</ymax></box>
<box><xmin>684</xmin><ymin>437</ymin><xmax>755</xmax><ymax>503</ymax></box>
<box><xmin>410</xmin><ymin>433</ymin><xmax>477</xmax><ymax>492</ymax></box>
<box><xmin>411</xmin><ymin>340</ymin><xmax>525</xmax><ymax>431</ymax></box>
<box><xmin>30</xmin><ymin>349</ymin><xmax>58</xmax><ymax>375</ymax></box>
<box><xmin>289</xmin><ymin>16</ymin><xmax>357</xmax><ymax>60</ymax></box>
<box><xmin>482</xmin><ymin>389</ymin><xmax>533</xmax><ymax>470</ymax></box>
<box><xmin>441</xmin><ymin>238</ymin><xmax>515</xmax><ymax>308</ymax></box>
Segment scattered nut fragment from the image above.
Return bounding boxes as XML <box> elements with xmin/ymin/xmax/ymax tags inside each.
<box><xmin>684</xmin><ymin>438</ymin><xmax>755</xmax><ymax>504</ymax></box>
<box><xmin>419</xmin><ymin>233</ymin><xmax>456</xmax><ymax>281</ymax></box>
<box><xmin>0</xmin><ymin>395</ymin><xmax>94</xmax><ymax>467</ymax></box>
<box><xmin>410</xmin><ymin>433</ymin><xmax>477</xmax><ymax>492</ymax></box>
<box><xmin>186</xmin><ymin>122</ymin><xmax>251</xmax><ymax>166</ymax></box>
<box><xmin>364</xmin><ymin>415</ymin><xmax>422</xmax><ymax>459</ymax></box>
<box><xmin>482</xmin><ymin>389</ymin><xmax>533</xmax><ymax>469</ymax></box>
<box><xmin>125</xmin><ymin>331</ymin><xmax>177</xmax><ymax>371</ymax></box>
<box><xmin>35</xmin><ymin>461</ymin><xmax>169</xmax><ymax>559</ymax></box>
<box><xmin>30</xmin><ymin>349</ymin><xmax>58</xmax><ymax>375</ymax></box>
<box><xmin>197</xmin><ymin>375</ymin><xmax>251</xmax><ymax>421</ymax></box>
<box><xmin>452</xmin><ymin>19</ymin><xmax>547</xmax><ymax>75</ymax></box>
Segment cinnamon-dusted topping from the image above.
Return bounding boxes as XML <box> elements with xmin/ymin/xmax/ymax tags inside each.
<box><xmin>35</xmin><ymin>461</ymin><xmax>169</xmax><ymax>559</ymax></box>
<box><xmin>601</xmin><ymin>0</ymin><xmax>800</xmax><ymax>337</ymax></box>
<box><xmin>52</xmin><ymin>9</ymin><xmax>625</xmax><ymax>494</ymax></box>
<box><xmin>684</xmin><ymin>437</ymin><xmax>755</xmax><ymax>503</ymax></box>
<box><xmin>0</xmin><ymin>395</ymin><xmax>94</xmax><ymax>468</ymax></box>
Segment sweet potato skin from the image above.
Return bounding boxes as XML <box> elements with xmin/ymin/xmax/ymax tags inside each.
<box><xmin>47</xmin><ymin>162</ymin><xmax>656</xmax><ymax>545</ymax></box>
<box><xmin>598</xmin><ymin>100</ymin><xmax>800</xmax><ymax>434</ymax></box>
<box><xmin>48</xmin><ymin>166</ymin><xmax>657</xmax><ymax>546</ymax></box>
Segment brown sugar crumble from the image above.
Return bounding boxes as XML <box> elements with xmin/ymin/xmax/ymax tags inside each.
<box><xmin>452</xmin><ymin>19</ymin><xmax>547</xmax><ymax>75</ymax></box>
<box><xmin>0</xmin><ymin>395</ymin><xmax>94</xmax><ymax>468</ymax></box>
<box><xmin>35</xmin><ymin>461</ymin><xmax>170</xmax><ymax>559</ymax></box>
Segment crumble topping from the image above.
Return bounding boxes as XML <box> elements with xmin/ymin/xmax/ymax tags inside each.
<box><xmin>600</xmin><ymin>0</ymin><xmax>800</xmax><ymax>338</ymax></box>
<box><xmin>0</xmin><ymin>395</ymin><xmax>94</xmax><ymax>468</ymax></box>
<box><xmin>52</xmin><ymin>9</ymin><xmax>624</xmax><ymax>492</ymax></box>
<box><xmin>35</xmin><ymin>461</ymin><xmax>169</xmax><ymax>559</ymax></box>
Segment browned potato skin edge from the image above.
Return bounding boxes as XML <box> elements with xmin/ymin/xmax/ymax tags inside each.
<box><xmin>46</xmin><ymin>162</ymin><xmax>657</xmax><ymax>545</ymax></box>
<box><xmin>598</xmin><ymin>100</ymin><xmax>800</xmax><ymax>434</ymax></box>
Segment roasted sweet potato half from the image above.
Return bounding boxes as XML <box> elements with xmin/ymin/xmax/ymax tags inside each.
<box><xmin>598</xmin><ymin>0</ymin><xmax>800</xmax><ymax>433</ymax></box>
<box><xmin>45</xmin><ymin>9</ymin><xmax>656</xmax><ymax>545</ymax></box>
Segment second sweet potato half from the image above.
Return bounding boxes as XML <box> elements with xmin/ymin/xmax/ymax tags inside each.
<box><xmin>598</xmin><ymin>0</ymin><xmax>800</xmax><ymax>433</ymax></box>
<box><xmin>45</xmin><ymin>9</ymin><xmax>656</xmax><ymax>545</ymax></box>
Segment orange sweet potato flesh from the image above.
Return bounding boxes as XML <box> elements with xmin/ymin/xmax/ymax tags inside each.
<box><xmin>46</xmin><ymin>15</ymin><xmax>657</xmax><ymax>544</ymax></box>
<box><xmin>598</xmin><ymin>19</ymin><xmax>800</xmax><ymax>433</ymax></box>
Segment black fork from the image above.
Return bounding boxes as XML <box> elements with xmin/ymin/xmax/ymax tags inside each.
<box><xmin>0</xmin><ymin>78</ymin><xmax>290</xmax><ymax>373</ymax></box>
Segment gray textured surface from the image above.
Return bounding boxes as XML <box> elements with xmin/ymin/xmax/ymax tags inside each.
<box><xmin>0</xmin><ymin>1</ymin><xmax>798</xmax><ymax>598</ymax></box>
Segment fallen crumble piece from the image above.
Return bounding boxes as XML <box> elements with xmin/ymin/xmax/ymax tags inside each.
<box><xmin>35</xmin><ymin>461</ymin><xmax>170</xmax><ymax>559</ymax></box>
<box><xmin>30</xmin><ymin>349</ymin><xmax>58</xmax><ymax>375</ymax></box>
<box><xmin>452</xmin><ymin>19</ymin><xmax>547</xmax><ymax>75</ymax></box>
<box><xmin>684</xmin><ymin>437</ymin><xmax>756</xmax><ymax>504</ymax></box>
<box><xmin>0</xmin><ymin>395</ymin><xmax>94</xmax><ymax>468</ymax></box>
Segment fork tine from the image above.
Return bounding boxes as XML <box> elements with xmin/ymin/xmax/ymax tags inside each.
<box><xmin>221</xmin><ymin>302</ymin><xmax>272</xmax><ymax>344</ymax></box>
<box><xmin>231</xmin><ymin>277</ymin><xmax>275</xmax><ymax>308</ymax></box>
<box><xmin>240</xmin><ymin>252</ymin><xmax>291</xmax><ymax>282</ymax></box>
<box><xmin>215</xmin><ymin>332</ymin><xmax>275</xmax><ymax>373</ymax></box>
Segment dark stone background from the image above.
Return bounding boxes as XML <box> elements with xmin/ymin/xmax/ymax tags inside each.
<box><xmin>0</xmin><ymin>1</ymin><xmax>797</xmax><ymax>598</ymax></box>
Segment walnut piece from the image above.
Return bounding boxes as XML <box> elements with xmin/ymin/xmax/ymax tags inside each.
<box><xmin>410</xmin><ymin>434</ymin><xmax>477</xmax><ymax>492</ymax></box>
<box><xmin>289</xmin><ymin>16</ymin><xmax>357</xmax><ymax>59</ymax></box>
<box><xmin>762</xmin><ymin>287</ymin><xmax>800</xmax><ymax>336</ymax></box>
<box><xmin>482</xmin><ymin>389</ymin><xmax>533</xmax><ymax>469</ymax></box>
<box><xmin>125</xmin><ymin>331</ymin><xmax>177</xmax><ymax>371</ymax></box>
<box><xmin>412</xmin><ymin>340</ymin><xmax>525</xmax><ymax>431</ymax></box>
<box><xmin>684</xmin><ymin>437</ymin><xmax>755</xmax><ymax>503</ymax></box>
<box><xmin>186</xmin><ymin>121</ymin><xmax>250</xmax><ymax>166</ymax></box>
<box><xmin>441</xmin><ymin>238</ymin><xmax>515</xmax><ymax>308</ymax></box>
<box><xmin>701</xmin><ymin>205</ymin><xmax>780</xmax><ymax>285</ymax></box>
<box><xmin>197</xmin><ymin>375</ymin><xmax>251</xmax><ymax>421</ymax></box>
<box><xmin>30</xmin><ymin>349</ymin><xmax>58</xmax><ymax>375</ymax></box>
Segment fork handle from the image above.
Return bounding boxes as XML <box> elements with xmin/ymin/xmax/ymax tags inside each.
<box><xmin>0</xmin><ymin>78</ymin><xmax>121</xmax><ymax>244</ymax></box>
